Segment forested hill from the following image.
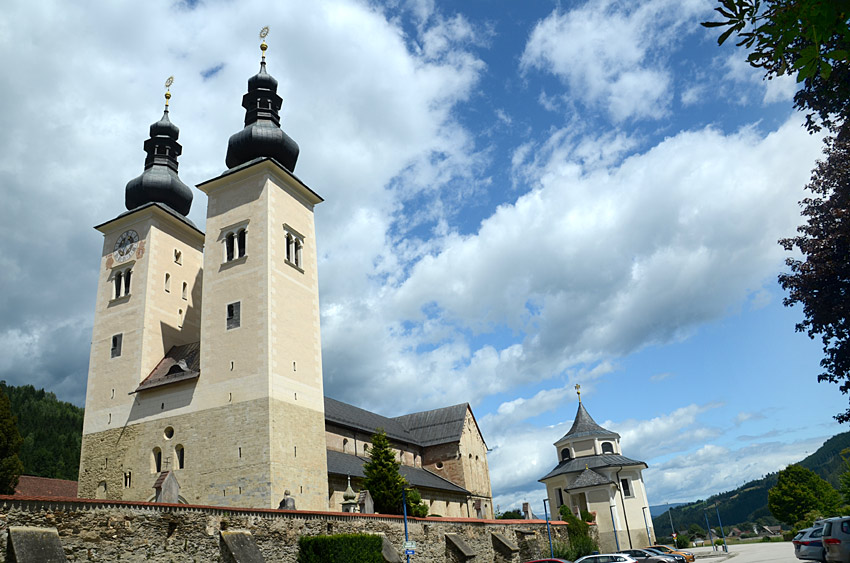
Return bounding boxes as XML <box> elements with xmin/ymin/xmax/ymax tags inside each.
<box><xmin>1</xmin><ymin>382</ymin><xmax>84</xmax><ymax>481</ymax></box>
<box><xmin>652</xmin><ymin>431</ymin><xmax>850</xmax><ymax>534</ymax></box>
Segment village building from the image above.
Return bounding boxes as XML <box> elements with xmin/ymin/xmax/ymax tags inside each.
<box><xmin>77</xmin><ymin>36</ymin><xmax>492</xmax><ymax>518</ymax></box>
<box><xmin>540</xmin><ymin>388</ymin><xmax>655</xmax><ymax>551</ymax></box>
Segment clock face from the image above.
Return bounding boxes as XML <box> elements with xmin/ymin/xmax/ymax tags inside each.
<box><xmin>113</xmin><ymin>230</ymin><xmax>140</xmax><ymax>263</ymax></box>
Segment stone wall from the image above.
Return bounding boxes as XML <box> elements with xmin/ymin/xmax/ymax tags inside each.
<box><xmin>0</xmin><ymin>497</ymin><xmax>568</xmax><ymax>562</ymax></box>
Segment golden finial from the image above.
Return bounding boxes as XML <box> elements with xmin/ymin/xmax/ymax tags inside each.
<box><xmin>164</xmin><ymin>76</ymin><xmax>174</xmax><ymax>108</ymax></box>
<box><xmin>259</xmin><ymin>26</ymin><xmax>270</xmax><ymax>61</ymax></box>
<box><xmin>575</xmin><ymin>383</ymin><xmax>581</xmax><ymax>403</ymax></box>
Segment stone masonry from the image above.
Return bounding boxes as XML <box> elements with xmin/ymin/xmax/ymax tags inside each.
<box><xmin>0</xmin><ymin>497</ymin><xmax>570</xmax><ymax>562</ymax></box>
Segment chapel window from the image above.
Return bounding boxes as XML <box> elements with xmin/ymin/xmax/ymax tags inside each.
<box><xmin>152</xmin><ymin>447</ymin><xmax>162</xmax><ymax>473</ymax></box>
<box><xmin>175</xmin><ymin>444</ymin><xmax>185</xmax><ymax>469</ymax></box>
<box><xmin>112</xmin><ymin>268</ymin><xmax>132</xmax><ymax>299</ymax></box>
<box><xmin>226</xmin><ymin>301</ymin><xmax>241</xmax><ymax>330</ymax></box>
<box><xmin>283</xmin><ymin>225</ymin><xmax>305</xmax><ymax>270</ymax></box>
<box><xmin>561</xmin><ymin>448</ymin><xmax>571</xmax><ymax>461</ymax></box>
<box><xmin>226</xmin><ymin>232</ymin><xmax>235</xmax><ymax>261</ymax></box>
<box><xmin>621</xmin><ymin>478</ymin><xmax>632</xmax><ymax>497</ymax></box>
<box><xmin>237</xmin><ymin>229</ymin><xmax>246</xmax><ymax>258</ymax></box>
<box><xmin>114</xmin><ymin>272</ymin><xmax>122</xmax><ymax>299</ymax></box>
<box><xmin>124</xmin><ymin>269</ymin><xmax>132</xmax><ymax>295</ymax></box>
<box><xmin>601</xmin><ymin>442</ymin><xmax>614</xmax><ymax>455</ymax></box>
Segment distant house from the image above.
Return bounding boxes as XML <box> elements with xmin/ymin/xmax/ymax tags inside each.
<box><xmin>15</xmin><ymin>475</ymin><xmax>78</xmax><ymax>498</ymax></box>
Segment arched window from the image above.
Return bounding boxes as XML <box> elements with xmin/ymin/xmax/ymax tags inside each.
<box><xmin>124</xmin><ymin>269</ymin><xmax>132</xmax><ymax>295</ymax></box>
<box><xmin>237</xmin><ymin>229</ymin><xmax>246</xmax><ymax>258</ymax></box>
<box><xmin>152</xmin><ymin>447</ymin><xmax>162</xmax><ymax>473</ymax></box>
<box><xmin>561</xmin><ymin>448</ymin><xmax>572</xmax><ymax>461</ymax></box>
<box><xmin>294</xmin><ymin>238</ymin><xmax>302</xmax><ymax>267</ymax></box>
<box><xmin>96</xmin><ymin>481</ymin><xmax>107</xmax><ymax>499</ymax></box>
<box><xmin>175</xmin><ymin>444</ymin><xmax>185</xmax><ymax>469</ymax></box>
<box><xmin>342</xmin><ymin>438</ymin><xmax>349</xmax><ymax>453</ymax></box>
<box><xmin>601</xmin><ymin>442</ymin><xmax>614</xmax><ymax>454</ymax></box>
<box><xmin>164</xmin><ymin>273</ymin><xmax>171</xmax><ymax>292</ymax></box>
<box><xmin>286</xmin><ymin>233</ymin><xmax>293</xmax><ymax>262</ymax></box>
<box><xmin>226</xmin><ymin>232</ymin><xmax>235</xmax><ymax>261</ymax></box>
<box><xmin>182</xmin><ymin>282</ymin><xmax>188</xmax><ymax>300</ymax></box>
<box><xmin>114</xmin><ymin>271</ymin><xmax>123</xmax><ymax>299</ymax></box>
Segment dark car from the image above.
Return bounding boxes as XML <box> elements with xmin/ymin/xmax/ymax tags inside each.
<box><xmin>823</xmin><ymin>516</ymin><xmax>850</xmax><ymax>563</ymax></box>
<box><xmin>619</xmin><ymin>548</ymin><xmax>676</xmax><ymax>562</ymax></box>
<box><xmin>643</xmin><ymin>547</ymin><xmax>685</xmax><ymax>563</ymax></box>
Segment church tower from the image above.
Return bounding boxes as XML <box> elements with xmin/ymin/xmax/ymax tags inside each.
<box><xmin>539</xmin><ymin>387</ymin><xmax>655</xmax><ymax>552</ymax></box>
<box><xmin>78</xmin><ymin>84</ymin><xmax>205</xmax><ymax>500</ymax></box>
<box><xmin>192</xmin><ymin>34</ymin><xmax>327</xmax><ymax>510</ymax></box>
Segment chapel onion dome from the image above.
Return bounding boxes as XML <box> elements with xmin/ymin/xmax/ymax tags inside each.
<box><xmin>225</xmin><ymin>39</ymin><xmax>300</xmax><ymax>172</ymax></box>
<box><xmin>125</xmin><ymin>88</ymin><xmax>193</xmax><ymax>217</ymax></box>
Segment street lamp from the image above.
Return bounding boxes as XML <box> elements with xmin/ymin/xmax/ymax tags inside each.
<box><xmin>543</xmin><ymin>498</ymin><xmax>554</xmax><ymax>558</ymax></box>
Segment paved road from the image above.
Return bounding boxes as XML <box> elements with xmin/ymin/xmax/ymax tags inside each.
<box><xmin>690</xmin><ymin>542</ymin><xmax>801</xmax><ymax>563</ymax></box>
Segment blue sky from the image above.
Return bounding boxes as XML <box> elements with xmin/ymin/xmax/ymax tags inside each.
<box><xmin>0</xmin><ymin>0</ymin><xmax>845</xmax><ymax>514</ymax></box>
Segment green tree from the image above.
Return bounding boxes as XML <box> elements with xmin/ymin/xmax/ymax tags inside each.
<box><xmin>497</xmin><ymin>509</ymin><xmax>523</xmax><ymax>519</ymax></box>
<box><xmin>688</xmin><ymin>523</ymin><xmax>706</xmax><ymax>537</ymax></box>
<box><xmin>362</xmin><ymin>429</ymin><xmax>406</xmax><ymax>514</ymax></box>
<box><xmin>0</xmin><ymin>386</ymin><xmax>24</xmax><ymax>494</ymax></box>
<box><xmin>405</xmin><ymin>488</ymin><xmax>429</xmax><ymax>518</ymax></box>
<box><xmin>779</xmin><ymin>133</ymin><xmax>850</xmax><ymax>422</ymax></box>
<box><xmin>702</xmin><ymin>0</ymin><xmax>850</xmax><ymax>133</ymax></box>
<box><xmin>768</xmin><ymin>464</ymin><xmax>841</xmax><ymax>524</ymax></box>
<box><xmin>557</xmin><ymin>505</ymin><xmax>599</xmax><ymax>559</ymax></box>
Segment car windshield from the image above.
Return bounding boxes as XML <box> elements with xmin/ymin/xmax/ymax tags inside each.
<box><xmin>653</xmin><ymin>546</ymin><xmax>672</xmax><ymax>553</ymax></box>
<box><xmin>811</xmin><ymin>527</ymin><xmax>824</xmax><ymax>538</ymax></box>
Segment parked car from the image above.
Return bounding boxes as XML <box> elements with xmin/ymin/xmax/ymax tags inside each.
<box><xmin>643</xmin><ymin>547</ymin><xmax>685</xmax><ymax>563</ymax></box>
<box><xmin>793</xmin><ymin>525</ymin><xmax>825</xmax><ymax>562</ymax></box>
<box><xmin>618</xmin><ymin>548</ymin><xmax>676</xmax><ymax>562</ymax></box>
<box><xmin>523</xmin><ymin>559</ymin><xmax>573</xmax><ymax>563</ymax></box>
<box><xmin>646</xmin><ymin>544</ymin><xmax>696</xmax><ymax>562</ymax></box>
<box><xmin>823</xmin><ymin>516</ymin><xmax>850</xmax><ymax>563</ymax></box>
<box><xmin>575</xmin><ymin>555</ymin><xmax>637</xmax><ymax>563</ymax></box>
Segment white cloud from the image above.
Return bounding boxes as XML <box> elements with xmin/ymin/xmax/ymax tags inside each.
<box><xmin>520</xmin><ymin>0</ymin><xmax>709</xmax><ymax>122</ymax></box>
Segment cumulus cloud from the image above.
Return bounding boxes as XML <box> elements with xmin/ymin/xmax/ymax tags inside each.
<box><xmin>520</xmin><ymin>0</ymin><xmax>710</xmax><ymax>122</ymax></box>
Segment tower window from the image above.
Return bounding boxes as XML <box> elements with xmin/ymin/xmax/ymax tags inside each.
<box><xmin>601</xmin><ymin>442</ymin><xmax>614</xmax><ymax>455</ymax></box>
<box><xmin>111</xmin><ymin>334</ymin><xmax>123</xmax><ymax>358</ymax></box>
<box><xmin>223</xmin><ymin>226</ymin><xmax>248</xmax><ymax>263</ymax></box>
<box><xmin>114</xmin><ymin>271</ymin><xmax>122</xmax><ymax>299</ymax></box>
<box><xmin>182</xmin><ymin>282</ymin><xmax>188</xmax><ymax>300</ymax></box>
<box><xmin>175</xmin><ymin>444</ymin><xmax>185</xmax><ymax>469</ymax></box>
<box><xmin>561</xmin><ymin>448</ymin><xmax>571</xmax><ymax>461</ymax></box>
<box><xmin>124</xmin><ymin>269</ymin><xmax>132</xmax><ymax>295</ymax></box>
<box><xmin>283</xmin><ymin>225</ymin><xmax>304</xmax><ymax>270</ymax></box>
<box><xmin>164</xmin><ymin>273</ymin><xmax>171</xmax><ymax>292</ymax></box>
<box><xmin>621</xmin><ymin>478</ymin><xmax>632</xmax><ymax>498</ymax></box>
<box><xmin>152</xmin><ymin>447</ymin><xmax>162</xmax><ymax>473</ymax></box>
<box><xmin>112</xmin><ymin>267</ymin><xmax>132</xmax><ymax>299</ymax></box>
<box><xmin>174</xmin><ymin>249</ymin><xmax>182</xmax><ymax>264</ymax></box>
<box><xmin>226</xmin><ymin>302</ymin><xmax>241</xmax><ymax>330</ymax></box>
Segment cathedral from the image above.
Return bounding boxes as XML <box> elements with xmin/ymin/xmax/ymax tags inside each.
<box><xmin>77</xmin><ymin>36</ymin><xmax>493</xmax><ymax>519</ymax></box>
<box><xmin>539</xmin><ymin>388</ymin><xmax>655</xmax><ymax>551</ymax></box>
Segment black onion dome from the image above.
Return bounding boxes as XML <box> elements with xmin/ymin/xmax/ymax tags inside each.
<box><xmin>125</xmin><ymin>109</ymin><xmax>193</xmax><ymax>216</ymax></box>
<box><xmin>225</xmin><ymin>60</ymin><xmax>299</xmax><ymax>172</ymax></box>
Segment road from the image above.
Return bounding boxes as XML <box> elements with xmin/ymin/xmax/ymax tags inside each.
<box><xmin>690</xmin><ymin>542</ymin><xmax>802</xmax><ymax>563</ymax></box>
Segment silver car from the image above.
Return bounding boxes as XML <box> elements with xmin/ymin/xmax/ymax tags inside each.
<box><xmin>823</xmin><ymin>516</ymin><xmax>850</xmax><ymax>563</ymax></box>
<box><xmin>793</xmin><ymin>525</ymin><xmax>825</xmax><ymax>562</ymax></box>
<box><xmin>575</xmin><ymin>555</ymin><xmax>637</xmax><ymax>563</ymax></box>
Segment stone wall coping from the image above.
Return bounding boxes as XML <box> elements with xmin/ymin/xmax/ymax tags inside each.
<box><xmin>0</xmin><ymin>496</ymin><xmax>568</xmax><ymax>527</ymax></box>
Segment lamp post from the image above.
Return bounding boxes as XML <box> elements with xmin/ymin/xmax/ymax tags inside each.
<box><xmin>704</xmin><ymin>510</ymin><xmax>714</xmax><ymax>551</ymax></box>
<box><xmin>402</xmin><ymin>487</ymin><xmax>411</xmax><ymax>563</ymax></box>
<box><xmin>715</xmin><ymin>505</ymin><xmax>728</xmax><ymax>553</ymax></box>
<box><xmin>543</xmin><ymin>498</ymin><xmax>554</xmax><ymax>558</ymax></box>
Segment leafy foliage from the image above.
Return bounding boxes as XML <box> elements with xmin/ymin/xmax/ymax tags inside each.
<box><xmin>557</xmin><ymin>504</ymin><xmax>599</xmax><ymax>559</ymax></box>
<box><xmin>405</xmin><ymin>487</ymin><xmax>429</xmax><ymax>518</ymax></box>
<box><xmin>702</xmin><ymin>0</ymin><xmax>850</xmax><ymax>132</ymax></box>
<box><xmin>779</xmin><ymin>132</ymin><xmax>850</xmax><ymax>422</ymax></box>
<box><xmin>497</xmin><ymin>509</ymin><xmax>523</xmax><ymax>519</ymax></box>
<box><xmin>0</xmin><ymin>382</ymin><xmax>84</xmax><ymax>480</ymax></box>
<box><xmin>0</xmin><ymin>386</ymin><xmax>24</xmax><ymax>494</ymax></box>
<box><xmin>297</xmin><ymin>534</ymin><xmax>384</xmax><ymax>563</ymax></box>
<box><xmin>362</xmin><ymin>429</ymin><xmax>406</xmax><ymax>515</ymax></box>
<box><xmin>768</xmin><ymin>464</ymin><xmax>841</xmax><ymax>524</ymax></box>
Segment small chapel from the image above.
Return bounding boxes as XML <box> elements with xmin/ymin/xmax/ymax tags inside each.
<box><xmin>77</xmin><ymin>33</ymin><xmax>493</xmax><ymax>519</ymax></box>
<box><xmin>539</xmin><ymin>387</ymin><xmax>655</xmax><ymax>552</ymax></box>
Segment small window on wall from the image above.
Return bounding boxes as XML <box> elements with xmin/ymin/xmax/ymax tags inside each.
<box><xmin>561</xmin><ymin>448</ymin><xmax>571</xmax><ymax>461</ymax></box>
<box><xmin>174</xmin><ymin>249</ymin><xmax>182</xmax><ymax>265</ymax></box>
<box><xmin>112</xmin><ymin>268</ymin><xmax>132</xmax><ymax>299</ymax></box>
<box><xmin>283</xmin><ymin>225</ymin><xmax>304</xmax><ymax>270</ymax></box>
<box><xmin>124</xmin><ymin>471</ymin><xmax>132</xmax><ymax>488</ymax></box>
<box><xmin>152</xmin><ymin>447</ymin><xmax>162</xmax><ymax>473</ymax></box>
<box><xmin>226</xmin><ymin>302</ymin><xmax>241</xmax><ymax>330</ymax></box>
<box><xmin>182</xmin><ymin>282</ymin><xmax>188</xmax><ymax>300</ymax></box>
<box><xmin>601</xmin><ymin>442</ymin><xmax>614</xmax><ymax>454</ymax></box>
<box><xmin>621</xmin><ymin>478</ymin><xmax>632</xmax><ymax>497</ymax></box>
<box><xmin>111</xmin><ymin>334</ymin><xmax>123</xmax><ymax>358</ymax></box>
<box><xmin>175</xmin><ymin>444</ymin><xmax>185</xmax><ymax>469</ymax></box>
<box><xmin>164</xmin><ymin>273</ymin><xmax>171</xmax><ymax>292</ymax></box>
<box><xmin>224</xmin><ymin>227</ymin><xmax>247</xmax><ymax>262</ymax></box>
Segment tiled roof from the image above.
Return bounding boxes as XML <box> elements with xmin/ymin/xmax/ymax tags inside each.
<box><xmin>393</xmin><ymin>404</ymin><xmax>470</xmax><ymax>447</ymax></box>
<box><xmin>540</xmin><ymin>454</ymin><xmax>647</xmax><ymax>481</ymax></box>
<box><xmin>134</xmin><ymin>342</ymin><xmax>201</xmax><ymax>393</ymax></box>
<box><xmin>567</xmin><ymin>468</ymin><xmax>613</xmax><ymax>491</ymax></box>
<box><xmin>557</xmin><ymin>403</ymin><xmax>620</xmax><ymax>442</ymax></box>
<box><xmin>15</xmin><ymin>475</ymin><xmax>78</xmax><ymax>498</ymax></box>
<box><xmin>324</xmin><ymin>398</ymin><xmax>418</xmax><ymax>444</ymax></box>
<box><xmin>326</xmin><ymin>450</ymin><xmax>469</xmax><ymax>494</ymax></box>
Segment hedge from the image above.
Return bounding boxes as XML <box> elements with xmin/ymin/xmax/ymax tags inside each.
<box><xmin>297</xmin><ymin>533</ymin><xmax>384</xmax><ymax>563</ymax></box>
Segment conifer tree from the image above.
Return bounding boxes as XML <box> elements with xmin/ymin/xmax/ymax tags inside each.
<box><xmin>362</xmin><ymin>429</ymin><xmax>406</xmax><ymax>514</ymax></box>
<box><xmin>0</xmin><ymin>386</ymin><xmax>24</xmax><ymax>494</ymax></box>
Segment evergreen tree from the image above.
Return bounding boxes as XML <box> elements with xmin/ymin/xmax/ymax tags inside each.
<box><xmin>362</xmin><ymin>429</ymin><xmax>406</xmax><ymax>514</ymax></box>
<box><xmin>768</xmin><ymin>464</ymin><xmax>841</xmax><ymax>525</ymax></box>
<box><xmin>0</xmin><ymin>386</ymin><xmax>24</xmax><ymax>494</ymax></box>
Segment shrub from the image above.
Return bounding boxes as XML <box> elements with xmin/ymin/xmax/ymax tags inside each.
<box><xmin>580</xmin><ymin>509</ymin><xmax>596</xmax><ymax>523</ymax></box>
<box><xmin>714</xmin><ymin>538</ymin><xmax>725</xmax><ymax>546</ymax></box>
<box><xmin>675</xmin><ymin>535</ymin><xmax>690</xmax><ymax>549</ymax></box>
<box><xmin>297</xmin><ymin>534</ymin><xmax>383</xmax><ymax>563</ymax></box>
<box><xmin>555</xmin><ymin>505</ymin><xmax>599</xmax><ymax>559</ymax></box>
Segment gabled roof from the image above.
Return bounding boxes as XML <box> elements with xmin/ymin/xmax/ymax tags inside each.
<box><xmin>14</xmin><ymin>475</ymin><xmax>77</xmax><ymax>498</ymax></box>
<box><xmin>324</xmin><ymin>397</ymin><xmax>418</xmax><ymax>444</ymax></box>
<box><xmin>567</xmin><ymin>467</ymin><xmax>614</xmax><ymax>491</ymax></box>
<box><xmin>557</xmin><ymin>403</ymin><xmax>620</xmax><ymax>443</ymax></box>
<box><xmin>326</xmin><ymin>450</ymin><xmax>469</xmax><ymax>495</ymax></box>
<box><xmin>539</xmin><ymin>454</ymin><xmax>647</xmax><ymax>481</ymax></box>
<box><xmin>133</xmin><ymin>342</ymin><xmax>200</xmax><ymax>393</ymax></box>
<box><xmin>393</xmin><ymin>403</ymin><xmax>472</xmax><ymax>447</ymax></box>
